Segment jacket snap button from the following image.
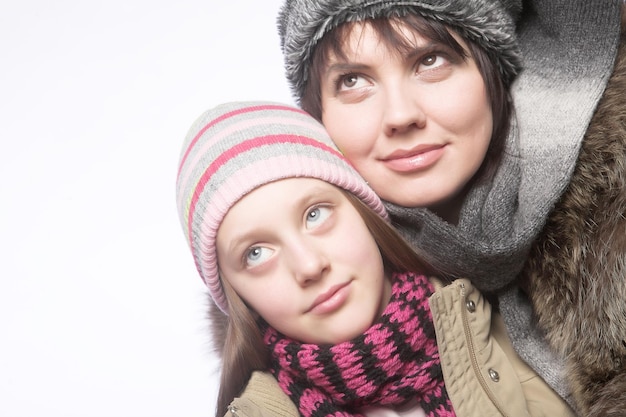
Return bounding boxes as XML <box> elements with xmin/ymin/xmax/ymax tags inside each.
<box><xmin>488</xmin><ymin>368</ymin><xmax>500</xmax><ymax>382</ymax></box>
<box><xmin>466</xmin><ymin>299</ymin><xmax>476</xmax><ymax>313</ymax></box>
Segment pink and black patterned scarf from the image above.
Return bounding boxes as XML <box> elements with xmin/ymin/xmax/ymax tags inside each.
<box><xmin>263</xmin><ymin>271</ymin><xmax>456</xmax><ymax>417</ymax></box>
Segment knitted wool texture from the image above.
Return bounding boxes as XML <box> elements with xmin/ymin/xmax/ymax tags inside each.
<box><xmin>264</xmin><ymin>272</ymin><xmax>455</xmax><ymax>417</ymax></box>
<box><xmin>175</xmin><ymin>101</ymin><xmax>386</xmax><ymax>313</ymax></box>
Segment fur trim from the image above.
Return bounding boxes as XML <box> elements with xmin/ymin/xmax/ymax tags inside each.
<box><xmin>278</xmin><ymin>0</ymin><xmax>522</xmax><ymax>103</ymax></box>
<box><xmin>522</xmin><ymin>34</ymin><xmax>626</xmax><ymax>416</ymax></box>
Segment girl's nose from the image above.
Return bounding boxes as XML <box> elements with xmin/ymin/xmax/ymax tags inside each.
<box><xmin>288</xmin><ymin>239</ymin><xmax>330</xmax><ymax>286</ymax></box>
<box><xmin>383</xmin><ymin>84</ymin><xmax>426</xmax><ymax>137</ymax></box>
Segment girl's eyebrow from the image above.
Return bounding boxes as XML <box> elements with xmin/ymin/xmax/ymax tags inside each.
<box><xmin>223</xmin><ymin>186</ymin><xmax>334</xmax><ymax>255</ymax></box>
<box><xmin>222</xmin><ymin>232</ymin><xmax>251</xmax><ymax>263</ymax></box>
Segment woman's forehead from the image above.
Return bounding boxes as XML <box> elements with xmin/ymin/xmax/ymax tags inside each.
<box><xmin>322</xmin><ymin>18</ymin><xmax>468</xmax><ymax>65</ymax></box>
<box><xmin>327</xmin><ymin>17</ymin><xmax>465</xmax><ymax>58</ymax></box>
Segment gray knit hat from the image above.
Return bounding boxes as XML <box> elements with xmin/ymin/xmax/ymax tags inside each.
<box><xmin>176</xmin><ymin>101</ymin><xmax>386</xmax><ymax>314</ymax></box>
<box><xmin>278</xmin><ymin>0</ymin><xmax>522</xmax><ymax>103</ymax></box>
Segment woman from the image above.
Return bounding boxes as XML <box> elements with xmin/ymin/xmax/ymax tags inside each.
<box><xmin>276</xmin><ymin>0</ymin><xmax>626</xmax><ymax>414</ymax></box>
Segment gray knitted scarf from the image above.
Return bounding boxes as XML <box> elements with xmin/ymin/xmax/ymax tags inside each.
<box><xmin>386</xmin><ymin>0</ymin><xmax>623</xmax><ymax>407</ymax></box>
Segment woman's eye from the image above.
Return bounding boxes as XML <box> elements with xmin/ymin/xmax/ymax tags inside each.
<box><xmin>337</xmin><ymin>73</ymin><xmax>367</xmax><ymax>91</ymax></box>
<box><xmin>305</xmin><ymin>206</ymin><xmax>332</xmax><ymax>229</ymax></box>
<box><xmin>244</xmin><ymin>246</ymin><xmax>273</xmax><ymax>268</ymax></box>
<box><xmin>419</xmin><ymin>54</ymin><xmax>447</xmax><ymax>71</ymax></box>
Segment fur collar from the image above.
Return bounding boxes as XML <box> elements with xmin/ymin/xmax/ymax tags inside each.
<box><xmin>522</xmin><ymin>32</ymin><xmax>626</xmax><ymax>416</ymax></box>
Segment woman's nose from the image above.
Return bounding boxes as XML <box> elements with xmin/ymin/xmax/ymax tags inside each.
<box><xmin>383</xmin><ymin>84</ymin><xmax>426</xmax><ymax>137</ymax></box>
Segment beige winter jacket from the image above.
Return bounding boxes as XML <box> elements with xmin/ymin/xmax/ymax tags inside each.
<box><xmin>429</xmin><ymin>279</ymin><xmax>574</xmax><ymax>417</ymax></box>
<box><xmin>225</xmin><ymin>279</ymin><xmax>575</xmax><ymax>417</ymax></box>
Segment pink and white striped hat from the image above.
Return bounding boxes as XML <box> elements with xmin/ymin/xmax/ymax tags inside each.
<box><xmin>175</xmin><ymin>101</ymin><xmax>386</xmax><ymax>314</ymax></box>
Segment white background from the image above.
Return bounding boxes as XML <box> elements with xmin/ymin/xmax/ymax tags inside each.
<box><xmin>0</xmin><ymin>1</ymin><xmax>291</xmax><ymax>416</ymax></box>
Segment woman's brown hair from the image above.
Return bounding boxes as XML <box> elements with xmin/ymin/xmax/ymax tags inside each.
<box><xmin>209</xmin><ymin>189</ymin><xmax>444</xmax><ymax>416</ymax></box>
<box><xmin>301</xmin><ymin>13</ymin><xmax>513</xmax><ymax>183</ymax></box>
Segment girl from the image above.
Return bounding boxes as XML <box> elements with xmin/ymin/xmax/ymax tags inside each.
<box><xmin>175</xmin><ymin>101</ymin><xmax>543</xmax><ymax>417</ymax></box>
<box><xmin>276</xmin><ymin>0</ymin><xmax>626</xmax><ymax>414</ymax></box>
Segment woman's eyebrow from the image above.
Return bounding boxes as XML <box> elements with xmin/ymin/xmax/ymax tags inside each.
<box><xmin>406</xmin><ymin>42</ymin><xmax>440</xmax><ymax>57</ymax></box>
<box><xmin>323</xmin><ymin>62</ymin><xmax>370</xmax><ymax>77</ymax></box>
<box><xmin>323</xmin><ymin>41</ymin><xmax>442</xmax><ymax>76</ymax></box>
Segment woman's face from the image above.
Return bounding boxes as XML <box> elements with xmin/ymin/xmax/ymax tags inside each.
<box><xmin>320</xmin><ymin>22</ymin><xmax>492</xmax><ymax>217</ymax></box>
<box><xmin>217</xmin><ymin>178</ymin><xmax>391</xmax><ymax>345</ymax></box>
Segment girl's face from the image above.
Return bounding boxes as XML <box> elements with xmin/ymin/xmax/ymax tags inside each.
<box><xmin>216</xmin><ymin>177</ymin><xmax>391</xmax><ymax>345</ymax></box>
<box><xmin>320</xmin><ymin>22</ymin><xmax>492</xmax><ymax>219</ymax></box>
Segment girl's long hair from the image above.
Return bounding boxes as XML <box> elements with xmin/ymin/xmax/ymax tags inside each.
<box><xmin>210</xmin><ymin>190</ymin><xmax>446</xmax><ymax>417</ymax></box>
<box><xmin>209</xmin><ymin>277</ymin><xmax>267</xmax><ymax>417</ymax></box>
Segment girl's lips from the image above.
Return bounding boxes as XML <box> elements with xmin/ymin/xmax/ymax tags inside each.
<box><xmin>382</xmin><ymin>145</ymin><xmax>446</xmax><ymax>173</ymax></box>
<box><xmin>307</xmin><ymin>282</ymin><xmax>351</xmax><ymax>315</ymax></box>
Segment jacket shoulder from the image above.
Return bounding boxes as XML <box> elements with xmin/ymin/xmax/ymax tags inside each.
<box><xmin>224</xmin><ymin>371</ymin><xmax>299</xmax><ymax>417</ymax></box>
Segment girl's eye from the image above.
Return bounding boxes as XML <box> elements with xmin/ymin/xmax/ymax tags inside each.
<box><xmin>305</xmin><ymin>206</ymin><xmax>332</xmax><ymax>229</ymax></box>
<box><xmin>244</xmin><ymin>246</ymin><xmax>274</xmax><ymax>268</ymax></box>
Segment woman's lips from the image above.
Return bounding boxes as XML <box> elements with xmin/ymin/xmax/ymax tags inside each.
<box><xmin>382</xmin><ymin>144</ymin><xmax>445</xmax><ymax>173</ymax></box>
<box><xmin>307</xmin><ymin>282</ymin><xmax>351</xmax><ymax>315</ymax></box>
